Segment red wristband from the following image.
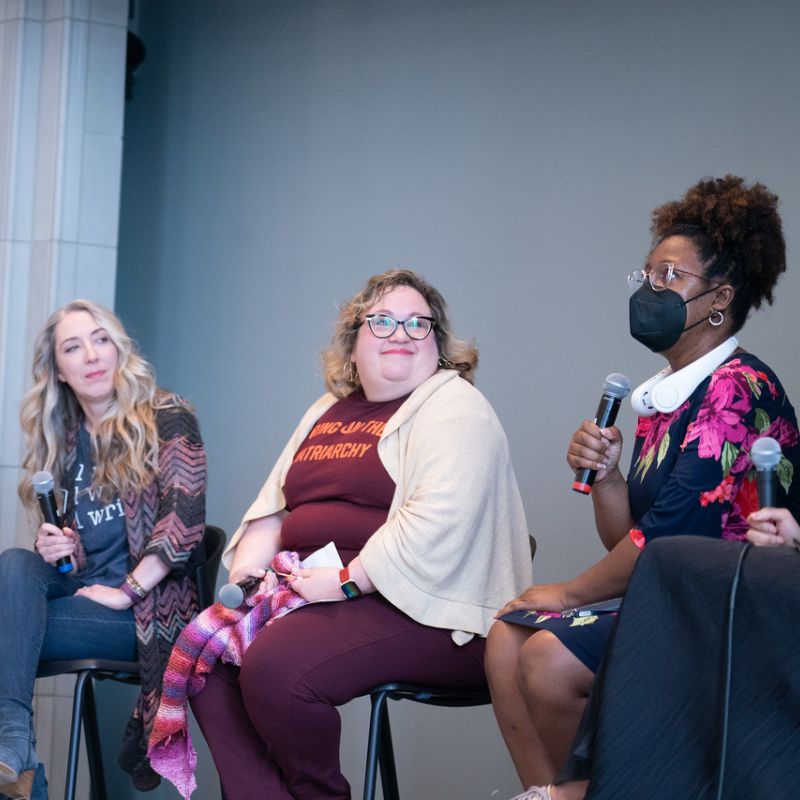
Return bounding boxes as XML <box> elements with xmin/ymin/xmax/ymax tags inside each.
<box><xmin>339</xmin><ymin>567</ymin><xmax>362</xmax><ymax>600</ymax></box>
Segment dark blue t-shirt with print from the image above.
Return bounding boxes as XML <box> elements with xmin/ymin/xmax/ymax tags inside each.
<box><xmin>63</xmin><ymin>427</ymin><xmax>130</xmax><ymax>587</ymax></box>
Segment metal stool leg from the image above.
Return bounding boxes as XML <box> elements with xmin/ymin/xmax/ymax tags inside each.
<box><xmin>363</xmin><ymin>689</ymin><xmax>401</xmax><ymax>800</ymax></box>
<box><xmin>377</xmin><ymin>700</ymin><xmax>399</xmax><ymax>800</ymax></box>
<box><xmin>362</xmin><ymin>683</ymin><xmax>492</xmax><ymax>799</ymax></box>
<box><xmin>82</xmin><ymin>676</ymin><xmax>107</xmax><ymax>800</ymax></box>
<box><xmin>363</xmin><ymin>690</ymin><xmax>387</xmax><ymax>800</ymax></box>
<box><xmin>64</xmin><ymin>671</ymin><xmax>92</xmax><ymax>800</ymax></box>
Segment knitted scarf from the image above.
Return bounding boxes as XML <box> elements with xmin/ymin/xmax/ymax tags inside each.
<box><xmin>147</xmin><ymin>551</ymin><xmax>306</xmax><ymax>798</ymax></box>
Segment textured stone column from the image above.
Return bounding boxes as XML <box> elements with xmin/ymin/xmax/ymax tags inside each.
<box><xmin>0</xmin><ymin>1</ymin><xmax>128</xmax><ymax>795</ymax></box>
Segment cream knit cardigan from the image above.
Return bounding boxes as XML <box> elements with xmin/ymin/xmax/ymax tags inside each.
<box><xmin>224</xmin><ymin>370</ymin><xmax>533</xmax><ymax>643</ymax></box>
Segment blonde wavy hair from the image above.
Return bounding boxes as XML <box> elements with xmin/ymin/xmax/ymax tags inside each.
<box><xmin>322</xmin><ymin>269</ymin><xmax>478</xmax><ymax>398</ymax></box>
<box><xmin>18</xmin><ymin>299</ymin><xmax>174</xmax><ymax>512</ymax></box>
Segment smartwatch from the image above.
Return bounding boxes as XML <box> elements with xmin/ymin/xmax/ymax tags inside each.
<box><xmin>339</xmin><ymin>566</ymin><xmax>362</xmax><ymax>600</ymax></box>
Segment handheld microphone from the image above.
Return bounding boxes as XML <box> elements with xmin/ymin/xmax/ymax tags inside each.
<box><xmin>218</xmin><ymin>574</ymin><xmax>264</xmax><ymax>609</ymax></box>
<box><xmin>572</xmin><ymin>373</ymin><xmax>631</xmax><ymax>495</ymax></box>
<box><xmin>31</xmin><ymin>470</ymin><xmax>73</xmax><ymax>574</ymax></box>
<box><xmin>751</xmin><ymin>436</ymin><xmax>782</xmax><ymax>509</ymax></box>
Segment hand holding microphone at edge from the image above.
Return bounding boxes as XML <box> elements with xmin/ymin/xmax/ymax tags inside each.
<box><xmin>567</xmin><ymin>373</ymin><xmax>631</xmax><ymax>494</ymax></box>
<box><xmin>746</xmin><ymin>436</ymin><xmax>800</xmax><ymax>548</ymax></box>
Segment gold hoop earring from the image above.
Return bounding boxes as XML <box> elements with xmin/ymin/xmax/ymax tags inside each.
<box><xmin>438</xmin><ymin>356</ymin><xmax>456</xmax><ymax>370</ymax></box>
<box><xmin>346</xmin><ymin>361</ymin><xmax>359</xmax><ymax>385</ymax></box>
<box><xmin>708</xmin><ymin>310</ymin><xmax>725</xmax><ymax>327</ymax></box>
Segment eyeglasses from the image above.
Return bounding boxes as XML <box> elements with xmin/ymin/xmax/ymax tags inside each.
<box><xmin>627</xmin><ymin>263</ymin><xmax>713</xmax><ymax>292</ymax></box>
<box><xmin>362</xmin><ymin>314</ymin><xmax>436</xmax><ymax>340</ymax></box>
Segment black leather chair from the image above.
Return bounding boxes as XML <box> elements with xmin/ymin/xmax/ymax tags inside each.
<box><xmin>36</xmin><ymin>524</ymin><xmax>226</xmax><ymax>800</ymax></box>
<box><xmin>362</xmin><ymin>682</ymin><xmax>492</xmax><ymax>800</ymax></box>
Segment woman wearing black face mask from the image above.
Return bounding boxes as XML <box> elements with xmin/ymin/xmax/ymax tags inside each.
<box><xmin>628</xmin><ymin>238</ymin><xmax>733</xmax><ymax>356</ymax></box>
<box><xmin>486</xmin><ymin>175</ymin><xmax>800</xmax><ymax>800</ymax></box>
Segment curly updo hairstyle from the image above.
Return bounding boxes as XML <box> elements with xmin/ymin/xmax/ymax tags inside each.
<box><xmin>650</xmin><ymin>174</ymin><xmax>786</xmax><ymax>332</ymax></box>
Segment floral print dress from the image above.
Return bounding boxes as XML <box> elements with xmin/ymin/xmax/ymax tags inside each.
<box><xmin>627</xmin><ymin>354</ymin><xmax>800</xmax><ymax>548</ymax></box>
<box><xmin>523</xmin><ymin>353</ymin><xmax>800</xmax><ymax>673</ymax></box>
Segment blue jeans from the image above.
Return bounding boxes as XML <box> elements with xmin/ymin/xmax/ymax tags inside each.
<box><xmin>0</xmin><ymin>548</ymin><xmax>136</xmax><ymax>797</ymax></box>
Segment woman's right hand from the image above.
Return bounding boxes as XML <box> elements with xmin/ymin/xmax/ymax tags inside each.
<box><xmin>566</xmin><ymin>420</ymin><xmax>624</xmax><ymax>485</ymax></box>
<box><xmin>35</xmin><ymin>523</ymin><xmax>76</xmax><ymax>565</ymax></box>
<box><xmin>746</xmin><ymin>507</ymin><xmax>800</xmax><ymax>548</ymax></box>
<box><xmin>495</xmin><ymin>582</ymin><xmax>572</xmax><ymax>618</ymax></box>
<box><xmin>227</xmin><ymin>565</ymin><xmax>278</xmax><ymax>596</ymax></box>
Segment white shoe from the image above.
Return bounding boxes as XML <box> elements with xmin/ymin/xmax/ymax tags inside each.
<box><xmin>510</xmin><ymin>786</ymin><xmax>553</xmax><ymax>800</ymax></box>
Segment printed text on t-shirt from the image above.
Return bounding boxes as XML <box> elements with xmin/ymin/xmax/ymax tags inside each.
<box><xmin>293</xmin><ymin>418</ymin><xmax>388</xmax><ymax>463</ymax></box>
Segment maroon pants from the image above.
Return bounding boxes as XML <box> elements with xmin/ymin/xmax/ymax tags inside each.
<box><xmin>189</xmin><ymin>594</ymin><xmax>486</xmax><ymax>799</ymax></box>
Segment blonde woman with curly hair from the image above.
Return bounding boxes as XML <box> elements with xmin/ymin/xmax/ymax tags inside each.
<box><xmin>0</xmin><ymin>300</ymin><xmax>206</xmax><ymax>800</ymax></box>
<box><xmin>182</xmin><ymin>269</ymin><xmax>531</xmax><ymax>800</ymax></box>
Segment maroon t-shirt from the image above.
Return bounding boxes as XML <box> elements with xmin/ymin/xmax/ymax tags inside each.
<box><xmin>281</xmin><ymin>392</ymin><xmax>408</xmax><ymax>563</ymax></box>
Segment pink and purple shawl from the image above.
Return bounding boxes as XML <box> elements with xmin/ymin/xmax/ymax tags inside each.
<box><xmin>147</xmin><ymin>551</ymin><xmax>307</xmax><ymax>798</ymax></box>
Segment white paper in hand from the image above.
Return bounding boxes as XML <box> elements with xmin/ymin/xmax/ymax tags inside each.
<box><xmin>300</xmin><ymin>541</ymin><xmax>343</xmax><ymax>570</ymax></box>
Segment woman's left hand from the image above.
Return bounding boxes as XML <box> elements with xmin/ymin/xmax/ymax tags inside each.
<box><xmin>75</xmin><ymin>584</ymin><xmax>132</xmax><ymax>610</ymax></box>
<box><xmin>496</xmin><ymin>582</ymin><xmax>572</xmax><ymax>618</ymax></box>
<box><xmin>746</xmin><ymin>507</ymin><xmax>800</xmax><ymax>548</ymax></box>
<box><xmin>287</xmin><ymin>566</ymin><xmax>344</xmax><ymax>602</ymax></box>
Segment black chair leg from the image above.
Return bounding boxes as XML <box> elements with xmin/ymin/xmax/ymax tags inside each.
<box><xmin>65</xmin><ymin>671</ymin><xmax>91</xmax><ymax>800</ymax></box>
<box><xmin>82</xmin><ymin>676</ymin><xmax>107</xmax><ymax>800</ymax></box>
<box><xmin>364</xmin><ymin>690</ymin><xmax>401</xmax><ymax>800</ymax></box>
<box><xmin>361</xmin><ymin>683</ymin><xmax>492</xmax><ymax>799</ymax></box>
<box><xmin>377</xmin><ymin>700</ymin><xmax>399</xmax><ymax>800</ymax></box>
<box><xmin>363</xmin><ymin>691</ymin><xmax>385</xmax><ymax>800</ymax></box>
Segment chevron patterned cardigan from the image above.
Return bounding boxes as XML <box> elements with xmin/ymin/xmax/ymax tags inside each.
<box><xmin>64</xmin><ymin>396</ymin><xmax>207</xmax><ymax>791</ymax></box>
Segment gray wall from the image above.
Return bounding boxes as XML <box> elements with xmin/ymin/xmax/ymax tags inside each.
<box><xmin>114</xmin><ymin>1</ymin><xmax>800</xmax><ymax>797</ymax></box>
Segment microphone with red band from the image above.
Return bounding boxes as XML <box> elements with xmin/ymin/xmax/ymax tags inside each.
<box><xmin>751</xmin><ymin>436</ymin><xmax>782</xmax><ymax>508</ymax></box>
<box><xmin>32</xmin><ymin>470</ymin><xmax>73</xmax><ymax>574</ymax></box>
<box><xmin>572</xmin><ymin>373</ymin><xmax>631</xmax><ymax>495</ymax></box>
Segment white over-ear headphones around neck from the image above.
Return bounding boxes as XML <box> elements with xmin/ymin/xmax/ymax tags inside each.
<box><xmin>630</xmin><ymin>336</ymin><xmax>739</xmax><ymax>417</ymax></box>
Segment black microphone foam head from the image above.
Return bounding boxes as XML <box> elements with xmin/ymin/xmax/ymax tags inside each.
<box><xmin>751</xmin><ymin>436</ymin><xmax>782</xmax><ymax>470</ymax></box>
<box><xmin>32</xmin><ymin>470</ymin><xmax>55</xmax><ymax>495</ymax></box>
<box><xmin>603</xmin><ymin>373</ymin><xmax>631</xmax><ymax>400</ymax></box>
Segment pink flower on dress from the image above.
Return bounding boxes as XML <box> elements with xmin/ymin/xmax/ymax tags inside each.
<box><xmin>767</xmin><ymin>416</ymin><xmax>800</xmax><ymax>450</ymax></box>
<box><xmin>682</xmin><ymin>365</ymin><xmax>758</xmax><ymax>460</ymax></box>
<box><xmin>683</xmin><ymin>402</ymin><xmax>747</xmax><ymax>460</ymax></box>
<box><xmin>699</xmin><ymin>474</ymin><xmax>735</xmax><ymax>506</ymax></box>
<box><xmin>709</xmin><ymin>359</ymin><xmax>775</xmax><ymax>403</ymax></box>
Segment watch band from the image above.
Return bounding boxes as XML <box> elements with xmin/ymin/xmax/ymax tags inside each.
<box><xmin>120</xmin><ymin>579</ymin><xmax>143</xmax><ymax>605</ymax></box>
<box><xmin>339</xmin><ymin>566</ymin><xmax>362</xmax><ymax>600</ymax></box>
